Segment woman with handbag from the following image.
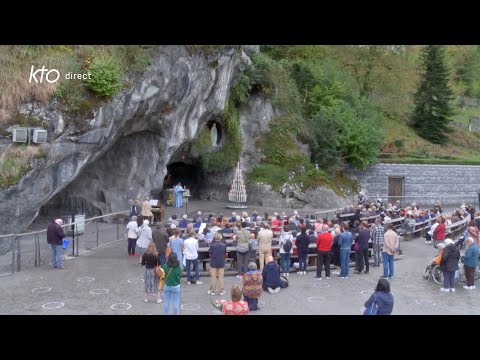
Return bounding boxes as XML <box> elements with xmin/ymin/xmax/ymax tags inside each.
<box><xmin>161</xmin><ymin>252</ymin><xmax>183</xmax><ymax>315</ymax></box>
<box><xmin>141</xmin><ymin>243</ymin><xmax>161</xmax><ymax>304</ymax></box>
<box><xmin>364</xmin><ymin>278</ymin><xmax>394</xmax><ymax>315</ymax></box>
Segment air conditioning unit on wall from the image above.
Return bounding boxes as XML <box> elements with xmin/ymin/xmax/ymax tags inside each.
<box><xmin>12</xmin><ymin>128</ymin><xmax>28</xmax><ymax>143</ymax></box>
<box><xmin>32</xmin><ymin>129</ymin><xmax>47</xmax><ymax>143</ymax></box>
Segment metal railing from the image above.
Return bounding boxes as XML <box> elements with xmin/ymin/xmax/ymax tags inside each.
<box><xmin>0</xmin><ymin>210</ymin><xmax>129</xmax><ymax>276</ymax></box>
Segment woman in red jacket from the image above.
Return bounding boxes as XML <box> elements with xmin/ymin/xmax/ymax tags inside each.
<box><xmin>433</xmin><ymin>217</ymin><xmax>446</xmax><ymax>248</ymax></box>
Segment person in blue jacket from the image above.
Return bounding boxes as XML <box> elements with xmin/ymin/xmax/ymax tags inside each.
<box><xmin>262</xmin><ymin>255</ymin><xmax>282</xmax><ymax>293</ymax></box>
<box><xmin>463</xmin><ymin>237</ymin><xmax>480</xmax><ymax>290</ymax></box>
<box><xmin>338</xmin><ymin>223</ymin><xmax>353</xmax><ymax>278</ymax></box>
<box><xmin>364</xmin><ymin>278</ymin><xmax>394</xmax><ymax>315</ymax></box>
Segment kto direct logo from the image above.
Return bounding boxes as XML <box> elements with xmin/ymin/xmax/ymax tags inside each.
<box><xmin>29</xmin><ymin>65</ymin><xmax>92</xmax><ymax>83</ymax></box>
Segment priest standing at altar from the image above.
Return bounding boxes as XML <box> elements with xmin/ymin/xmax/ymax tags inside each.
<box><xmin>174</xmin><ymin>182</ymin><xmax>185</xmax><ymax>208</ymax></box>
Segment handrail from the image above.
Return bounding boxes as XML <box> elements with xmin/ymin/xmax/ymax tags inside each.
<box><xmin>0</xmin><ymin>233</ymin><xmax>15</xmax><ymax>239</ymax></box>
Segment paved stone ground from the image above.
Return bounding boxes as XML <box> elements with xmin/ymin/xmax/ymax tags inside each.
<box><xmin>0</xmin><ymin>230</ymin><xmax>478</xmax><ymax>315</ymax></box>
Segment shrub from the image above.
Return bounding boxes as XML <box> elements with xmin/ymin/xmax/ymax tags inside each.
<box><xmin>84</xmin><ymin>55</ymin><xmax>123</xmax><ymax>97</ymax></box>
<box><xmin>247</xmin><ymin>164</ymin><xmax>289</xmax><ymax>190</ymax></box>
<box><xmin>190</xmin><ymin>127</ymin><xmax>212</xmax><ymax>158</ymax></box>
<box><xmin>394</xmin><ymin>139</ymin><xmax>405</xmax><ymax>149</ymax></box>
<box><xmin>0</xmin><ymin>146</ymin><xmax>39</xmax><ymax>188</ymax></box>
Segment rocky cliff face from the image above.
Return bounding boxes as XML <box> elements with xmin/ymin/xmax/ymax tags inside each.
<box><xmin>194</xmin><ymin>94</ymin><xmax>350</xmax><ymax>209</ymax></box>
<box><xmin>0</xmin><ymin>46</ymin><xmax>254</xmax><ymax>235</ymax></box>
<box><xmin>0</xmin><ymin>45</ymin><xmax>351</xmax><ymax>236</ymax></box>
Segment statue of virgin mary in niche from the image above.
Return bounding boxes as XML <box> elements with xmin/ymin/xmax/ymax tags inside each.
<box><xmin>211</xmin><ymin>123</ymin><xmax>218</xmax><ymax>146</ymax></box>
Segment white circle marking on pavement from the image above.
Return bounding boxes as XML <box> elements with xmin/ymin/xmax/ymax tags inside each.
<box><xmin>42</xmin><ymin>302</ymin><xmax>64</xmax><ymax>310</ymax></box>
<box><xmin>313</xmin><ymin>282</ymin><xmax>331</xmax><ymax>288</ymax></box>
<box><xmin>32</xmin><ymin>287</ymin><xmax>52</xmax><ymax>294</ymax></box>
<box><xmin>127</xmin><ymin>278</ymin><xmax>144</xmax><ymax>283</ymax></box>
<box><xmin>180</xmin><ymin>303</ymin><xmax>201</xmax><ymax>311</ymax></box>
<box><xmin>415</xmin><ymin>299</ymin><xmax>436</xmax><ymax>306</ymax></box>
<box><xmin>77</xmin><ymin>277</ymin><xmax>95</xmax><ymax>282</ymax></box>
<box><xmin>90</xmin><ymin>289</ymin><xmax>109</xmax><ymax>295</ymax></box>
<box><xmin>307</xmin><ymin>296</ymin><xmax>326</xmax><ymax>304</ymax></box>
<box><xmin>110</xmin><ymin>303</ymin><xmax>132</xmax><ymax>311</ymax></box>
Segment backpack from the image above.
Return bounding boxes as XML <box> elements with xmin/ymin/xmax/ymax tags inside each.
<box><xmin>283</xmin><ymin>237</ymin><xmax>292</xmax><ymax>253</ymax></box>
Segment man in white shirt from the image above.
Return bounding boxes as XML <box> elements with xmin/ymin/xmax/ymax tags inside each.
<box><xmin>184</xmin><ymin>230</ymin><xmax>203</xmax><ymax>285</ymax></box>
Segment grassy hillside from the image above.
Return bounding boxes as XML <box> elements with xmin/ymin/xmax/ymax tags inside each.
<box><xmin>381</xmin><ymin>115</ymin><xmax>480</xmax><ymax>165</ymax></box>
<box><xmin>0</xmin><ymin>45</ymin><xmax>153</xmax><ymax>123</ymax></box>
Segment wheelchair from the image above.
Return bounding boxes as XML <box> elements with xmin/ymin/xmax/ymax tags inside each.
<box><xmin>423</xmin><ymin>264</ymin><xmax>444</xmax><ymax>285</ymax></box>
<box><xmin>424</xmin><ymin>260</ymin><xmax>480</xmax><ymax>285</ymax></box>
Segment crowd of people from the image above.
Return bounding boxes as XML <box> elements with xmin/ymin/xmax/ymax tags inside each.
<box><xmin>45</xmin><ymin>197</ymin><xmax>477</xmax><ymax>315</ymax></box>
<box><xmin>122</xmin><ymin>197</ymin><xmax>480</xmax><ymax>314</ymax></box>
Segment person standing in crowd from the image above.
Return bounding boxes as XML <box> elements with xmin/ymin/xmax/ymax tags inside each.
<box><xmin>184</xmin><ymin>230</ymin><xmax>203</xmax><ymax>285</ymax></box>
<box><xmin>126</xmin><ymin>216</ymin><xmax>139</xmax><ymax>256</ymax></box>
<box><xmin>47</xmin><ymin>218</ymin><xmax>66</xmax><ymax>269</ymax></box>
<box><xmin>136</xmin><ymin>220</ymin><xmax>152</xmax><ymax>264</ymax></box>
<box><xmin>169</xmin><ymin>228</ymin><xmax>185</xmax><ymax>270</ymax></box>
<box><xmin>296</xmin><ymin>227</ymin><xmax>310</xmax><ymax>275</ymax></box>
<box><xmin>152</xmin><ymin>223</ymin><xmax>169</xmax><ymax>265</ymax></box>
<box><xmin>174</xmin><ymin>182</ymin><xmax>184</xmax><ymax>208</ymax></box>
<box><xmin>440</xmin><ymin>238</ymin><xmax>460</xmax><ymax>292</ymax></box>
<box><xmin>162</xmin><ymin>252</ymin><xmax>182</xmax><ymax>315</ymax></box>
<box><xmin>130</xmin><ymin>198</ymin><xmax>141</xmax><ymax>219</ymax></box>
<box><xmin>257</xmin><ymin>222</ymin><xmax>273</xmax><ymax>271</ymax></box>
<box><xmin>141</xmin><ymin>242</ymin><xmax>161</xmax><ymax>303</ymax></box>
<box><xmin>330</xmin><ymin>226</ymin><xmax>342</xmax><ymax>275</ymax></box>
<box><xmin>242</xmin><ymin>262</ymin><xmax>263</xmax><ymax>311</ymax></box>
<box><xmin>364</xmin><ymin>278</ymin><xmax>394</xmax><ymax>315</ymax></box>
<box><xmin>221</xmin><ymin>284</ymin><xmax>249</xmax><ymax>315</ymax></box>
<box><xmin>466</xmin><ymin>221</ymin><xmax>479</xmax><ymax>246</ymax></box>
<box><xmin>262</xmin><ymin>255</ymin><xmax>282</xmax><ymax>293</ymax></box>
<box><xmin>371</xmin><ymin>218</ymin><xmax>384</xmax><ymax>267</ymax></box>
<box><xmin>208</xmin><ymin>233</ymin><xmax>227</xmax><ymax>295</ymax></box>
<box><xmin>382</xmin><ymin>223</ymin><xmax>399</xmax><ymax>279</ymax></box>
<box><xmin>433</xmin><ymin>217</ymin><xmax>446</xmax><ymax>248</ymax></box>
<box><xmin>141</xmin><ymin>196</ymin><xmax>154</xmax><ymax>224</ymax></box>
<box><xmin>279</xmin><ymin>226</ymin><xmax>294</xmax><ymax>277</ymax></box>
<box><xmin>234</xmin><ymin>222</ymin><xmax>251</xmax><ymax>278</ymax></box>
<box><xmin>338</xmin><ymin>223</ymin><xmax>353</xmax><ymax>278</ymax></box>
<box><xmin>316</xmin><ymin>224</ymin><xmax>333</xmax><ymax>279</ymax></box>
<box><xmin>463</xmin><ymin>237</ymin><xmax>479</xmax><ymax>290</ymax></box>
<box><xmin>355</xmin><ymin>221</ymin><xmax>370</xmax><ymax>274</ymax></box>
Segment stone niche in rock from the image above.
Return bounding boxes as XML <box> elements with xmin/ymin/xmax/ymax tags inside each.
<box><xmin>206</xmin><ymin>120</ymin><xmax>222</xmax><ymax>147</ymax></box>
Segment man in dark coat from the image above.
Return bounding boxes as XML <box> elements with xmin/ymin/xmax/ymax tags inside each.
<box><xmin>47</xmin><ymin>218</ymin><xmax>66</xmax><ymax>269</ymax></box>
<box><xmin>129</xmin><ymin>198</ymin><xmax>142</xmax><ymax>226</ymax></box>
<box><xmin>208</xmin><ymin>233</ymin><xmax>227</xmax><ymax>296</ymax></box>
<box><xmin>152</xmin><ymin>223</ymin><xmax>170</xmax><ymax>265</ymax></box>
<box><xmin>440</xmin><ymin>238</ymin><xmax>461</xmax><ymax>292</ymax></box>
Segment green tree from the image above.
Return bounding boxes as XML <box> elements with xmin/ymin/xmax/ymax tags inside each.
<box><xmin>458</xmin><ymin>46</ymin><xmax>480</xmax><ymax>97</ymax></box>
<box><xmin>411</xmin><ymin>45</ymin><xmax>454</xmax><ymax>144</ymax></box>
